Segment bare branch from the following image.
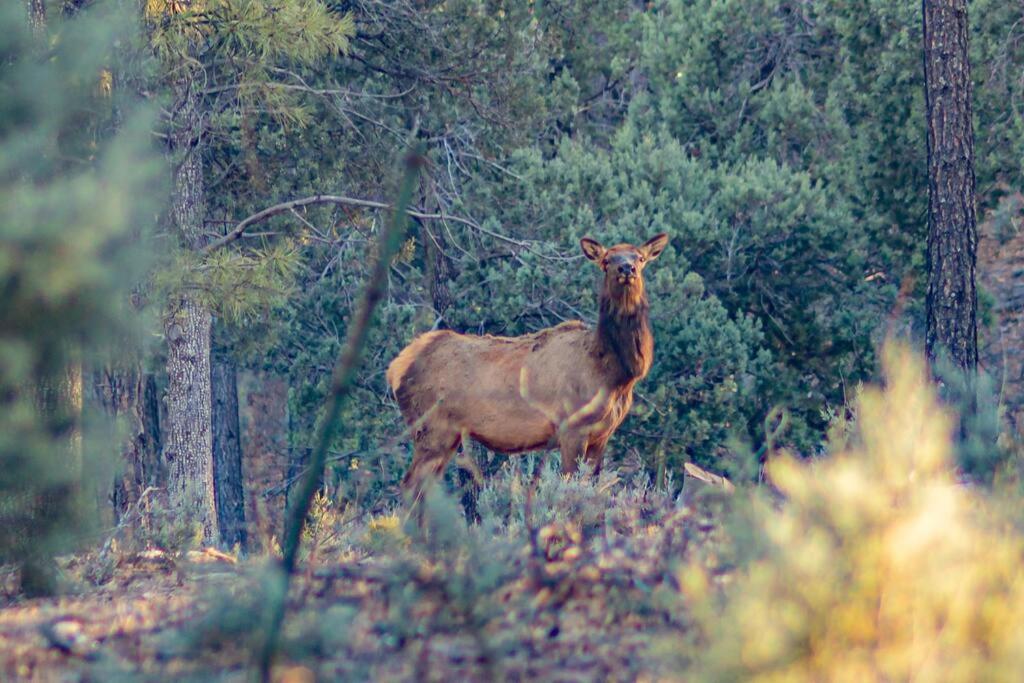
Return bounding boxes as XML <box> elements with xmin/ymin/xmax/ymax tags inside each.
<box><xmin>203</xmin><ymin>193</ymin><xmax>532</xmax><ymax>254</ymax></box>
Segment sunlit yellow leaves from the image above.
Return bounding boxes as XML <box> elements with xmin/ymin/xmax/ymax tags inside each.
<box><xmin>97</xmin><ymin>69</ymin><xmax>113</xmax><ymax>97</ymax></box>
<box><xmin>676</xmin><ymin>564</ymin><xmax>709</xmax><ymax>602</ymax></box>
<box><xmin>685</xmin><ymin>343</ymin><xmax>1024</xmax><ymax>681</ymax></box>
<box><xmin>145</xmin><ymin>0</ymin><xmax>205</xmax><ymax>20</ymax></box>
<box><xmin>368</xmin><ymin>513</ymin><xmax>400</xmax><ymax>534</ymax></box>
<box><xmin>362</xmin><ymin>513</ymin><xmax>407</xmax><ymax>554</ymax></box>
<box><xmin>393</xmin><ymin>237</ymin><xmax>417</xmax><ymax>265</ymax></box>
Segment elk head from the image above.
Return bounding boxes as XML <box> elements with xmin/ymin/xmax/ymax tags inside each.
<box><xmin>580</xmin><ymin>233</ymin><xmax>670</xmax><ymax>310</ymax></box>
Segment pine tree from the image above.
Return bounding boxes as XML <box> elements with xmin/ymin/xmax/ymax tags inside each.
<box><xmin>212</xmin><ymin>350</ymin><xmax>246</xmax><ymax>549</ymax></box>
<box><xmin>143</xmin><ymin>0</ymin><xmax>354</xmax><ymax>544</ymax></box>
<box><xmin>923</xmin><ymin>0</ymin><xmax>979</xmax><ymax>372</ymax></box>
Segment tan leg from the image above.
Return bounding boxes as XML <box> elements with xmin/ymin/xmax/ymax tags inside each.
<box><xmin>584</xmin><ymin>439</ymin><xmax>608</xmax><ymax>477</ymax></box>
<box><xmin>401</xmin><ymin>425</ymin><xmax>460</xmax><ymax>500</ymax></box>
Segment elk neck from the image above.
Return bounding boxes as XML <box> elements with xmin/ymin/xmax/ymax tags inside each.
<box><xmin>595</xmin><ymin>279</ymin><xmax>653</xmax><ymax>384</ymax></box>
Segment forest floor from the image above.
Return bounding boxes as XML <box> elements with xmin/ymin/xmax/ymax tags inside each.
<box><xmin>0</xmin><ymin>480</ymin><xmax>730</xmax><ymax>682</ymax></box>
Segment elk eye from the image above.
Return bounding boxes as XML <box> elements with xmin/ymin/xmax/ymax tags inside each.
<box><xmin>638</xmin><ymin>255</ymin><xmax>646</xmax><ymax>263</ymax></box>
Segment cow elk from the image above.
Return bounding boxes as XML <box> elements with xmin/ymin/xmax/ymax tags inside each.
<box><xmin>387</xmin><ymin>233</ymin><xmax>670</xmax><ymax>496</ymax></box>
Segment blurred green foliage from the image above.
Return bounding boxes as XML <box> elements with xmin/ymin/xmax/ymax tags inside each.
<box><xmin>0</xmin><ymin>4</ymin><xmax>161</xmax><ymax>590</ymax></box>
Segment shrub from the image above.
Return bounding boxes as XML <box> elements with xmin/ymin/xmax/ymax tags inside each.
<box><xmin>679</xmin><ymin>345</ymin><xmax>1024</xmax><ymax>681</ymax></box>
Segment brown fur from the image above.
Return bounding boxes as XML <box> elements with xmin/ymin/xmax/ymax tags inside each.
<box><xmin>388</xmin><ymin>233</ymin><xmax>670</xmax><ymax>494</ymax></box>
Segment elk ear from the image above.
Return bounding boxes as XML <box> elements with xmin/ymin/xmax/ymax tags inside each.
<box><xmin>580</xmin><ymin>237</ymin><xmax>606</xmax><ymax>263</ymax></box>
<box><xmin>641</xmin><ymin>233</ymin><xmax>669</xmax><ymax>261</ymax></box>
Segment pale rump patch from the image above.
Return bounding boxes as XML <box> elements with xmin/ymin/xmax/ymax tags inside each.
<box><xmin>386</xmin><ymin>330</ymin><xmax>446</xmax><ymax>393</ymax></box>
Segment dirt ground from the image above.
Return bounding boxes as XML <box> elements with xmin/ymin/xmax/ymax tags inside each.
<box><xmin>0</xmin><ymin>499</ymin><xmax>722</xmax><ymax>682</ymax></box>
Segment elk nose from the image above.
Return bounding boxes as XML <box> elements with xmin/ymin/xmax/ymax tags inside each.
<box><xmin>618</xmin><ymin>263</ymin><xmax>635</xmax><ymax>276</ymax></box>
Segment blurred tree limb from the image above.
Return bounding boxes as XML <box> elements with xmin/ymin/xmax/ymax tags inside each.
<box><xmin>255</xmin><ymin>145</ymin><xmax>424</xmax><ymax>681</ymax></box>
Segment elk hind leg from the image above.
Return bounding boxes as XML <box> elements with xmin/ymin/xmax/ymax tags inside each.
<box><xmin>559</xmin><ymin>433</ymin><xmax>588</xmax><ymax>476</ymax></box>
<box><xmin>401</xmin><ymin>425</ymin><xmax>461</xmax><ymax>503</ymax></box>
<box><xmin>584</xmin><ymin>439</ymin><xmax>608</xmax><ymax>478</ymax></box>
<box><xmin>454</xmin><ymin>437</ymin><xmax>485</xmax><ymax>521</ymax></box>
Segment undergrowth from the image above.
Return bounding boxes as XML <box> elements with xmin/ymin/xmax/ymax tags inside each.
<box><xmin>17</xmin><ymin>345</ymin><xmax>1024</xmax><ymax>682</ymax></box>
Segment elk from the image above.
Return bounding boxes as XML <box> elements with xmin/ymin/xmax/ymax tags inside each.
<box><xmin>387</xmin><ymin>233</ymin><xmax>669</xmax><ymax>495</ymax></box>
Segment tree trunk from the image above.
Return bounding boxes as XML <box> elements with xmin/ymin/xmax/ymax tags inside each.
<box><xmin>143</xmin><ymin>373</ymin><xmax>164</xmax><ymax>482</ymax></box>
<box><xmin>241</xmin><ymin>371</ymin><xmax>290</xmax><ymax>550</ymax></box>
<box><xmin>93</xmin><ymin>364</ymin><xmax>163</xmax><ymax>525</ymax></box>
<box><xmin>421</xmin><ymin>218</ymin><xmax>453</xmax><ymax>325</ymax></box>
<box><xmin>163</xmin><ymin>80</ymin><xmax>218</xmax><ymax>544</ymax></box>
<box><xmin>165</xmin><ymin>294</ymin><xmax>217</xmax><ymax>542</ymax></box>
<box><xmin>26</xmin><ymin>0</ymin><xmax>45</xmax><ymax>37</ymax></box>
<box><xmin>36</xmin><ymin>360</ymin><xmax>83</xmax><ymax>461</ymax></box>
<box><xmin>212</xmin><ymin>354</ymin><xmax>247</xmax><ymax>550</ymax></box>
<box><xmin>16</xmin><ymin>348</ymin><xmax>84</xmax><ymax>596</ymax></box>
<box><xmin>923</xmin><ymin>0</ymin><xmax>978</xmax><ymax>372</ymax></box>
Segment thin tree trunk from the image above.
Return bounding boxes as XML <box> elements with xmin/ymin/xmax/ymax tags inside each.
<box><xmin>163</xmin><ymin>80</ymin><xmax>218</xmax><ymax>544</ymax></box>
<box><xmin>285</xmin><ymin>400</ymin><xmax>304</xmax><ymax>507</ymax></box>
<box><xmin>26</xmin><ymin>0</ymin><xmax>45</xmax><ymax>36</ymax></box>
<box><xmin>143</xmin><ymin>373</ymin><xmax>164</xmax><ymax>483</ymax></box>
<box><xmin>421</xmin><ymin>218</ymin><xmax>453</xmax><ymax>325</ymax></box>
<box><xmin>212</xmin><ymin>353</ymin><xmax>247</xmax><ymax>550</ymax></box>
<box><xmin>92</xmin><ymin>364</ymin><xmax>163</xmax><ymax>526</ymax></box>
<box><xmin>923</xmin><ymin>0</ymin><xmax>978</xmax><ymax>372</ymax></box>
<box><xmin>241</xmin><ymin>371</ymin><xmax>290</xmax><ymax>549</ymax></box>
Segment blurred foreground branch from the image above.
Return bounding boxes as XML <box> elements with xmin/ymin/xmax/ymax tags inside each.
<box><xmin>255</xmin><ymin>146</ymin><xmax>424</xmax><ymax>681</ymax></box>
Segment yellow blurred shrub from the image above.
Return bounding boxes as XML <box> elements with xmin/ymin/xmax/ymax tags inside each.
<box><xmin>685</xmin><ymin>344</ymin><xmax>1024</xmax><ymax>682</ymax></box>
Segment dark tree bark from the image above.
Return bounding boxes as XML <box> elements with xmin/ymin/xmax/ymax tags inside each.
<box><xmin>923</xmin><ymin>0</ymin><xmax>978</xmax><ymax>372</ymax></box>
<box><xmin>212</xmin><ymin>354</ymin><xmax>247</xmax><ymax>550</ymax></box>
<box><xmin>16</xmin><ymin>346</ymin><xmax>84</xmax><ymax>596</ymax></box>
<box><xmin>143</xmin><ymin>374</ymin><xmax>164</xmax><ymax>481</ymax></box>
<box><xmin>163</xmin><ymin>79</ymin><xmax>218</xmax><ymax>544</ymax></box>
<box><xmin>93</xmin><ymin>364</ymin><xmax>163</xmax><ymax>524</ymax></box>
<box><xmin>35</xmin><ymin>360</ymin><xmax>83</xmax><ymax>458</ymax></box>
<box><xmin>240</xmin><ymin>371</ymin><xmax>289</xmax><ymax>550</ymax></box>
<box><xmin>420</xmin><ymin>219</ymin><xmax>453</xmax><ymax>325</ymax></box>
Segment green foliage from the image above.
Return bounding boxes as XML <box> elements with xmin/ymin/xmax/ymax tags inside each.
<box><xmin>148</xmin><ymin>0</ymin><xmax>356</xmax><ymax>356</ymax></box>
<box><xmin>477</xmin><ymin>460</ymin><xmax>623</xmax><ymax>536</ymax></box>
<box><xmin>927</xmin><ymin>353</ymin><xmax>1006</xmax><ymax>484</ymax></box>
<box><xmin>155</xmin><ymin>242</ymin><xmax>301</xmax><ymax>328</ymax></box>
<box><xmin>146</xmin><ymin>0</ymin><xmax>353</xmax><ymax>65</ymax></box>
<box><xmin>0</xmin><ymin>4</ymin><xmax>160</xmax><ymax>585</ymax></box>
<box><xmin>195</xmin><ymin>0</ymin><xmax>1024</xmax><ymax>486</ymax></box>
